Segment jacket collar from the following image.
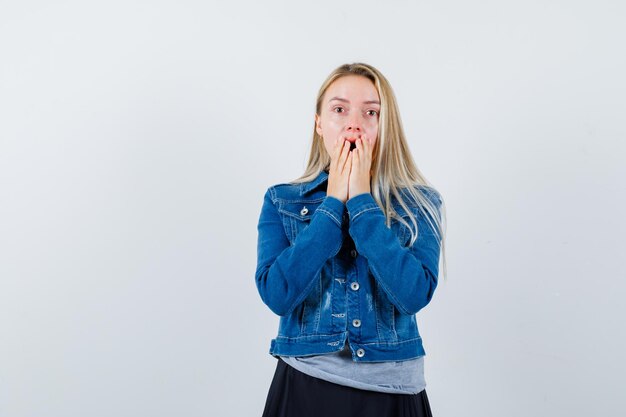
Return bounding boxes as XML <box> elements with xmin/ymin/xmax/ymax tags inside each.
<box><xmin>300</xmin><ymin>170</ymin><xmax>329</xmax><ymax>196</ymax></box>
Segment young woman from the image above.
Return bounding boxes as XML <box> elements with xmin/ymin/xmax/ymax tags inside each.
<box><xmin>255</xmin><ymin>62</ymin><xmax>447</xmax><ymax>417</ymax></box>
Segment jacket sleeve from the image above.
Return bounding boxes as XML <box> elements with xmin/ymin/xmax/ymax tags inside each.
<box><xmin>255</xmin><ymin>186</ymin><xmax>346</xmax><ymax>316</ymax></box>
<box><xmin>346</xmin><ymin>191</ymin><xmax>442</xmax><ymax>315</ymax></box>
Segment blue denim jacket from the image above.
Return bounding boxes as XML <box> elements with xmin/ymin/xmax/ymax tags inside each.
<box><xmin>255</xmin><ymin>170</ymin><xmax>442</xmax><ymax>362</ymax></box>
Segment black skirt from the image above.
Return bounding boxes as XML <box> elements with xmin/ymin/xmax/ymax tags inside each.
<box><xmin>261</xmin><ymin>357</ymin><xmax>433</xmax><ymax>417</ymax></box>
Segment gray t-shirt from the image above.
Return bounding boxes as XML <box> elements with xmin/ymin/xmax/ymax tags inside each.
<box><xmin>279</xmin><ymin>340</ymin><xmax>426</xmax><ymax>395</ymax></box>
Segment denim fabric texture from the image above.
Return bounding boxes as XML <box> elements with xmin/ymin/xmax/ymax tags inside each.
<box><xmin>255</xmin><ymin>170</ymin><xmax>442</xmax><ymax>362</ymax></box>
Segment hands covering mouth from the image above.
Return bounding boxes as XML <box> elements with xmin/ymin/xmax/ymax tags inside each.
<box><xmin>343</xmin><ymin>136</ymin><xmax>360</xmax><ymax>151</ymax></box>
<box><xmin>326</xmin><ymin>134</ymin><xmax>373</xmax><ymax>203</ymax></box>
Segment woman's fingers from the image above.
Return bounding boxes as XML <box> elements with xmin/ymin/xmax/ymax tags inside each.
<box><xmin>355</xmin><ymin>134</ymin><xmax>372</xmax><ymax>164</ymax></box>
<box><xmin>326</xmin><ymin>137</ymin><xmax>353</xmax><ymax>203</ymax></box>
<box><xmin>338</xmin><ymin>139</ymin><xmax>351</xmax><ymax>172</ymax></box>
<box><xmin>362</xmin><ymin>134</ymin><xmax>373</xmax><ymax>155</ymax></box>
<box><xmin>330</xmin><ymin>137</ymin><xmax>340</xmax><ymax>169</ymax></box>
<box><xmin>354</xmin><ymin>138</ymin><xmax>362</xmax><ymax>166</ymax></box>
<box><xmin>361</xmin><ymin>134</ymin><xmax>368</xmax><ymax>155</ymax></box>
<box><xmin>331</xmin><ymin>138</ymin><xmax>346</xmax><ymax>172</ymax></box>
<box><xmin>352</xmin><ymin>135</ymin><xmax>373</xmax><ymax>176</ymax></box>
<box><xmin>345</xmin><ymin>148</ymin><xmax>353</xmax><ymax>172</ymax></box>
<box><xmin>331</xmin><ymin>136</ymin><xmax>370</xmax><ymax>178</ymax></box>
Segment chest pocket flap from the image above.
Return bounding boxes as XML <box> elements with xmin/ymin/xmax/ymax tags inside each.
<box><xmin>278</xmin><ymin>200</ymin><xmax>323</xmax><ymax>243</ymax></box>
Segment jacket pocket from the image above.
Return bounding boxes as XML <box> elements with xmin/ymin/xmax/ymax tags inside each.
<box><xmin>300</xmin><ymin>273</ymin><xmax>322</xmax><ymax>334</ymax></box>
<box><xmin>278</xmin><ymin>200</ymin><xmax>323</xmax><ymax>244</ymax></box>
<box><xmin>373</xmin><ymin>279</ymin><xmax>398</xmax><ymax>342</ymax></box>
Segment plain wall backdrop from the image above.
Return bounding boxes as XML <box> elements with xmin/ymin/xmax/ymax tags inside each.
<box><xmin>1</xmin><ymin>1</ymin><xmax>625</xmax><ymax>416</ymax></box>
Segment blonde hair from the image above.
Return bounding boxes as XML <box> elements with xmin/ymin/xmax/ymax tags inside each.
<box><xmin>291</xmin><ymin>62</ymin><xmax>447</xmax><ymax>281</ymax></box>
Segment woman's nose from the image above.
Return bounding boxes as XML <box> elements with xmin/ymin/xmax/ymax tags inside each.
<box><xmin>346</xmin><ymin>116</ymin><xmax>362</xmax><ymax>134</ymax></box>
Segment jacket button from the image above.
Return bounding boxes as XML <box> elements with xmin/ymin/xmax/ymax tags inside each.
<box><xmin>350</xmin><ymin>282</ymin><xmax>360</xmax><ymax>291</ymax></box>
<box><xmin>300</xmin><ymin>206</ymin><xmax>308</xmax><ymax>216</ymax></box>
<box><xmin>356</xmin><ymin>348</ymin><xmax>365</xmax><ymax>358</ymax></box>
<box><xmin>352</xmin><ymin>319</ymin><xmax>361</xmax><ymax>328</ymax></box>
<box><xmin>350</xmin><ymin>249</ymin><xmax>358</xmax><ymax>258</ymax></box>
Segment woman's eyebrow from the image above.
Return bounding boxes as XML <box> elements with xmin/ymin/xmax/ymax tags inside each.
<box><xmin>328</xmin><ymin>96</ymin><xmax>380</xmax><ymax>105</ymax></box>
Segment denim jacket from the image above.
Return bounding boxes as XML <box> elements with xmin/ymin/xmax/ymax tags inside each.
<box><xmin>255</xmin><ymin>170</ymin><xmax>442</xmax><ymax>362</ymax></box>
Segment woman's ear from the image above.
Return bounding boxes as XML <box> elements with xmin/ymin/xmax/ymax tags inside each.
<box><xmin>315</xmin><ymin>113</ymin><xmax>323</xmax><ymax>136</ymax></box>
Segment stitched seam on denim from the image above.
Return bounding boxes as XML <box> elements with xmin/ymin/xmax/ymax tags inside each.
<box><xmin>351</xmin><ymin>206</ymin><xmax>380</xmax><ymax>222</ymax></box>
<box><xmin>368</xmin><ymin>263</ymin><xmax>411</xmax><ymax>315</ymax></box>
<box><xmin>390</xmin><ymin>304</ymin><xmax>398</xmax><ymax>341</ymax></box>
<box><xmin>277</xmin><ymin>197</ymin><xmax>326</xmax><ymax>204</ymax></box>
<box><xmin>288</xmin><ymin>217</ymin><xmax>296</xmax><ymax>243</ymax></box>
<box><xmin>300</xmin><ymin>278</ymin><xmax>322</xmax><ymax>335</ymax></box>
<box><xmin>269</xmin><ymin>186</ymin><xmax>275</xmax><ymax>203</ymax></box>
<box><xmin>317</xmin><ymin>208</ymin><xmax>341</xmax><ymax>227</ymax></box>
<box><xmin>278</xmin><ymin>209</ymin><xmax>314</xmax><ymax>221</ymax></box>
<box><xmin>314</xmin><ymin>276</ymin><xmax>322</xmax><ymax>333</ymax></box>
<box><xmin>330</xmin><ymin>264</ymin><xmax>340</xmax><ymax>327</ymax></box>
<box><xmin>275</xmin><ymin>333</ymin><xmax>346</xmax><ymax>340</ymax></box>
<box><xmin>374</xmin><ymin>281</ymin><xmax>383</xmax><ymax>341</ymax></box>
<box><xmin>358</xmin><ymin>337</ymin><xmax>423</xmax><ymax>346</ymax></box>
<box><xmin>349</xmin><ymin>203</ymin><xmax>378</xmax><ymax>214</ymax></box>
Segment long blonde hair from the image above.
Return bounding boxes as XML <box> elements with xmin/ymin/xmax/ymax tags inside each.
<box><xmin>291</xmin><ymin>62</ymin><xmax>447</xmax><ymax>281</ymax></box>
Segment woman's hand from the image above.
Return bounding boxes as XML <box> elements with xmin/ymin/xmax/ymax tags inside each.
<box><xmin>326</xmin><ymin>137</ymin><xmax>352</xmax><ymax>203</ymax></box>
<box><xmin>348</xmin><ymin>134</ymin><xmax>373</xmax><ymax>199</ymax></box>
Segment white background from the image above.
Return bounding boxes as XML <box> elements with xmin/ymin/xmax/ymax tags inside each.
<box><xmin>1</xmin><ymin>1</ymin><xmax>625</xmax><ymax>416</ymax></box>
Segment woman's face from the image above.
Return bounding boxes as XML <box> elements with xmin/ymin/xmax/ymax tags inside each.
<box><xmin>315</xmin><ymin>75</ymin><xmax>380</xmax><ymax>157</ymax></box>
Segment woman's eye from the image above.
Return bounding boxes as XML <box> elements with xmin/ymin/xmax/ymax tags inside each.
<box><xmin>333</xmin><ymin>107</ymin><xmax>344</xmax><ymax>113</ymax></box>
<box><xmin>367</xmin><ymin>110</ymin><xmax>379</xmax><ymax>117</ymax></box>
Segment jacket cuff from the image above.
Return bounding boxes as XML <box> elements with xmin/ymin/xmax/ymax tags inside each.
<box><xmin>317</xmin><ymin>195</ymin><xmax>347</xmax><ymax>228</ymax></box>
<box><xmin>346</xmin><ymin>193</ymin><xmax>382</xmax><ymax>222</ymax></box>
